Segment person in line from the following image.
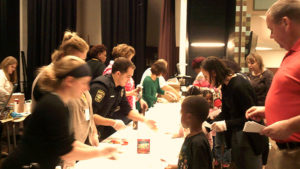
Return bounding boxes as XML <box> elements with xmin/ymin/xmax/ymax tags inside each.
<box><xmin>142</xmin><ymin>61</ymin><xmax>174</xmax><ymax>108</ymax></box>
<box><xmin>90</xmin><ymin>58</ymin><xmax>157</xmax><ymax>140</ymax></box>
<box><xmin>246</xmin><ymin>1</ymin><xmax>300</xmax><ymax>168</ymax></box>
<box><xmin>87</xmin><ymin>44</ymin><xmax>107</xmax><ymax>80</ymax></box>
<box><xmin>1</xmin><ymin>56</ymin><xmax>117</xmax><ymax>169</ymax></box>
<box><xmin>246</xmin><ymin>52</ymin><xmax>273</xmax><ymax>106</ymax></box>
<box><xmin>246</xmin><ymin>52</ymin><xmax>273</xmax><ymax>169</ymax></box>
<box><xmin>140</xmin><ymin>59</ymin><xmax>181</xmax><ymax>101</ymax></box>
<box><xmin>165</xmin><ymin>95</ymin><xmax>212</xmax><ymax>169</ymax></box>
<box><xmin>202</xmin><ymin>56</ymin><xmax>264</xmax><ymax>169</ymax></box>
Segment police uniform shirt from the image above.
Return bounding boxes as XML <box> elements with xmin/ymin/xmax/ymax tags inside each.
<box><xmin>90</xmin><ymin>74</ymin><xmax>132</xmax><ymax>139</ymax></box>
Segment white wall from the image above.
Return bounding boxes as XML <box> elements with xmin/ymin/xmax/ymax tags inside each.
<box><xmin>257</xmin><ymin>50</ymin><xmax>286</xmax><ymax>68</ymax></box>
<box><xmin>248</xmin><ymin>0</ymin><xmax>286</xmax><ymax>68</ymax></box>
<box><xmin>77</xmin><ymin>0</ymin><xmax>102</xmax><ymax>45</ymax></box>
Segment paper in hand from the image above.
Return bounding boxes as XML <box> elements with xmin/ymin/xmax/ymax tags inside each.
<box><xmin>203</xmin><ymin>121</ymin><xmax>212</xmax><ymax>129</ymax></box>
<box><xmin>243</xmin><ymin>121</ymin><xmax>265</xmax><ymax>133</ymax></box>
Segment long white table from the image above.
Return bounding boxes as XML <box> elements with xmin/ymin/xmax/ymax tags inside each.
<box><xmin>75</xmin><ymin>103</ymin><xmax>184</xmax><ymax>169</ymax></box>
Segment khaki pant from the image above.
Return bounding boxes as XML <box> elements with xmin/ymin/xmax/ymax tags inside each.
<box><xmin>274</xmin><ymin>147</ymin><xmax>300</xmax><ymax>169</ymax></box>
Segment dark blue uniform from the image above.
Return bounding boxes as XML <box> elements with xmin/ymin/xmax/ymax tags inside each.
<box><xmin>90</xmin><ymin>74</ymin><xmax>132</xmax><ymax>140</ymax></box>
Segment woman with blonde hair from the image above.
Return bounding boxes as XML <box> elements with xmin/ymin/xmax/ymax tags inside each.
<box><xmin>31</xmin><ymin>31</ymin><xmax>101</xmax><ymax>160</ymax></box>
<box><xmin>246</xmin><ymin>52</ymin><xmax>273</xmax><ymax>106</ymax></box>
<box><xmin>32</xmin><ymin>30</ymin><xmax>89</xmax><ymax>105</ymax></box>
<box><xmin>0</xmin><ymin>56</ymin><xmax>18</xmax><ymax>158</ymax></box>
<box><xmin>1</xmin><ymin>56</ymin><xmax>117</xmax><ymax>169</ymax></box>
<box><xmin>0</xmin><ymin>56</ymin><xmax>18</xmax><ymax>96</ymax></box>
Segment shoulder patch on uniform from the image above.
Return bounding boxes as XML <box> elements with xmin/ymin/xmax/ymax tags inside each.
<box><xmin>95</xmin><ymin>90</ymin><xmax>105</xmax><ymax>103</ymax></box>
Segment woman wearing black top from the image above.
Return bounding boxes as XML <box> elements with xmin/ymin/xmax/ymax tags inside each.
<box><xmin>1</xmin><ymin>56</ymin><xmax>117</xmax><ymax>169</ymax></box>
<box><xmin>201</xmin><ymin>56</ymin><xmax>265</xmax><ymax>169</ymax></box>
<box><xmin>87</xmin><ymin>44</ymin><xmax>107</xmax><ymax>80</ymax></box>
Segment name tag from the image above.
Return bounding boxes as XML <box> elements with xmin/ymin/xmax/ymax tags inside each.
<box><xmin>85</xmin><ymin>108</ymin><xmax>90</xmax><ymax>121</ymax></box>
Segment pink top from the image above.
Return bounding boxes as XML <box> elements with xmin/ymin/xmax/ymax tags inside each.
<box><xmin>193</xmin><ymin>72</ymin><xmax>211</xmax><ymax>88</ymax></box>
<box><xmin>265</xmin><ymin>39</ymin><xmax>300</xmax><ymax>142</ymax></box>
<box><xmin>103</xmin><ymin>60</ymin><xmax>136</xmax><ymax>109</ymax></box>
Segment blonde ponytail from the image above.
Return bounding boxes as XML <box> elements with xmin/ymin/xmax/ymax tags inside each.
<box><xmin>38</xmin><ymin>56</ymin><xmax>86</xmax><ymax>92</ymax></box>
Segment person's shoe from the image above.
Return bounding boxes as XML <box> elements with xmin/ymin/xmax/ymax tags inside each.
<box><xmin>222</xmin><ymin>163</ymin><xmax>230</xmax><ymax>168</ymax></box>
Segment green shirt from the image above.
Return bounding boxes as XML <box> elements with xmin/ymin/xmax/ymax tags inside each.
<box><xmin>142</xmin><ymin>76</ymin><xmax>165</xmax><ymax>108</ymax></box>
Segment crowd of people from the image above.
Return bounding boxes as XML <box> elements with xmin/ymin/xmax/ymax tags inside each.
<box><xmin>0</xmin><ymin>0</ymin><xmax>300</xmax><ymax>169</ymax></box>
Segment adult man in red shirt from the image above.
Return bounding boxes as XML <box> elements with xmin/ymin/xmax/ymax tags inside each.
<box><xmin>246</xmin><ymin>0</ymin><xmax>300</xmax><ymax>168</ymax></box>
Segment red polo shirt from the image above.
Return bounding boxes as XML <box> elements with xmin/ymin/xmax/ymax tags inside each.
<box><xmin>265</xmin><ymin>38</ymin><xmax>300</xmax><ymax>142</ymax></box>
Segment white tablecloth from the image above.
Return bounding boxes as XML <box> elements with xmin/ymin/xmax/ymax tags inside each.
<box><xmin>75</xmin><ymin>103</ymin><xmax>184</xmax><ymax>169</ymax></box>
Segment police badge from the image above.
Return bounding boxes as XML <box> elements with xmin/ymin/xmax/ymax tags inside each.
<box><xmin>95</xmin><ymin>90</ymin><xmax>105</xmax><ymax>103</ymax></box>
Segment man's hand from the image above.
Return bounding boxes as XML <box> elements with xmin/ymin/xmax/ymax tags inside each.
<box><xmin>211</xmin><ymin>121</ymin><xmax>227</xmax><ymax>132</ymax></box>
<box><xmin>246</xmin><ymin>106</ymin><xmax>265</xmax><ymax>122</ymax></box>
<box><xmin>139</xmin><ymin>99</ymin><xmax>148</xmax><ymax>111</ymax></box>
<box><xmin>165</xmin><ymin>91</ymin><xmax>177</xmax><ymax>102</ymax></box>
<box><xmin>144</xmin><ymin>119</ymin><xmax>157</xmax><ymax>130</ymax></box>
<box><xmin>112</xmin><ymin>120</ymin><xmax>126</xmax><ymax>130</ymax></box>
<box><xmin>261</xmin><ymin>119</ymin><xmax>294</xmax><ymax>140</ymax></box>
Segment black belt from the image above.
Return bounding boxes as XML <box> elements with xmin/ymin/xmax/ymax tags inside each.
<box><xmin>276</xmin><ymin>142</ymin><xmax>300</xmax><ymax>150</ymax></box>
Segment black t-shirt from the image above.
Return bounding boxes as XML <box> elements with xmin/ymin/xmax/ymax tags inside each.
<box><xmin>2</xmin><ymin>93</ymin><xmax>75</xmax><ymax>169</ymax></box>
<box><xmin>178</xmin><ymin>132</ymin><xmax>212</xmax><ymax>169</ymax></box>
<box><xmin>87</xmin><ymin>59</ymin><xmax>106</xmax><ymax>80</ymax></box>
<box><xmin>246</xmin><ymin>69</ymin><xmax>273</xmax><ymax>106</ymax></box>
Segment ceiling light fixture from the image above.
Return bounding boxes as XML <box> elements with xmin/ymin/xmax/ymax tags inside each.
<box><xmin>256</xmin><ymin>47</ymin><xmax>273</xmax><ymax>50</ymax></box>
<box><xmin>191</xmin><ymin>42</ymin><xmax>225</xmax><ymax>47</ymax></box>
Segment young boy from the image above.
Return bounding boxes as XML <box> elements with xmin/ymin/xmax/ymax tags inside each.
<box><xmin>166</xmin><ymin>96</ymin><xmax>213</xmax><ymax>169</ymax></box>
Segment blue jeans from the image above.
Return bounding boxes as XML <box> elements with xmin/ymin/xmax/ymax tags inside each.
<box><xmin>214</xmin><ymin>132</ymin><xmax>231</xmax><ymax>164</ymax></box>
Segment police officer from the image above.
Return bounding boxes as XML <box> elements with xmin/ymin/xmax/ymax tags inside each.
<box><xmin>90</xmin><ymin>57</ymin><xmax>157</xmax><ymax>140</ymax></box>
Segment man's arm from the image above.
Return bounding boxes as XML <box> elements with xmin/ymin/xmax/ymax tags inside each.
<box><xmin>93</xmin><ymin>114</ymin><xmax>116</xmax><ymax>126</ymax></box>
<box><xmin>261</xmin><ymin>115</ymin><xmax>300</xmax><ymax>140</ymax></box>
<box><xmin>127</xmin><ymin>110</ymin><xmax>157</xmax><ymax>130</ymax></box>
<box><xmin>161</xmin><ymin>84</ymin><xmax>180</xmax><ymax>99</ymax></box>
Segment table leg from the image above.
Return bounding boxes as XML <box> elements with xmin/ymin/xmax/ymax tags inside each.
<box><xmin>13</xmin><ymin>123</ymin><xmax>17</xmax><ymax>148</ymax></box>
<box><xmin>6</xmin><ymin>123</ymin><xmax>10</xmax><ymax>153</ymax></box>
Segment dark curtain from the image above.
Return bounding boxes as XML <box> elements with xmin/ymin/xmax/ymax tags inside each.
<box><xmin>158</xmin><ymin>0</ymin><xmax>176</xmax><ymax>79</ymax></box>
<box><xmin>0</xmin><ymin>0</ymin><xmax>19</xmax><ymax>63</ymax></box>
<box><xmin>26</xmin><ymin>0</ymin><xmax>76</xmax><ymax>99</ymax></box>
<box><xmin>0</xmin><ymin>0</ymin><xmax>20</xmax><ymax>92</ymax></box>
<box><xmin>101</xmin><ymin>0</ymin><xmax>147</xmax><ymax>84</ymax></box>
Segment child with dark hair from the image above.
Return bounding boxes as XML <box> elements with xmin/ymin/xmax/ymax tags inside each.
<box><xmin>166</xmin><ymin>96</ymin><xmax>213</xmax><ymax>169</ymax></box>
<box><xmin>186</xmin><ymin>85</ymin><xmax>201</xmax><ymax>96</ymax></box>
